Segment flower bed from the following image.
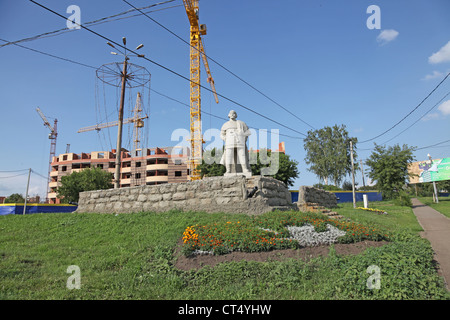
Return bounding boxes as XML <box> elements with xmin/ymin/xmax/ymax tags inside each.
<box><xmin>356</xmin><ymin>207</ymin><xmax>387</xmax><ymax>215</ymax></box>
<box><xmin>182</xmin><ymin>212</ymin><xmax>390</xmax><ymax>256</ymax></box>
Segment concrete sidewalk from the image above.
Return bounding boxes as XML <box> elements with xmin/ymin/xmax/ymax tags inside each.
<box><xmin>411</xmin><ymin>198</ymin><xmax>450</xmax><ymax>290</ymax></box>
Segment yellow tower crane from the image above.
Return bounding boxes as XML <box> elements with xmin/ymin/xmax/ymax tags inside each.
<box><xmin>183</xmin><ymin>0</ymin><xmax>219</xmax><ymax>180</ymax></box>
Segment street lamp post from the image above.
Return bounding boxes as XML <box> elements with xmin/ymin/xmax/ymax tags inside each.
<box><xmin>107</xmin><ymin>38</ymin><xmax>145</xmax><ymax>189</ymax></box>
<box><xmin>427</xmin><ymin>153</ymin><xmax>439</xmax><ymax>203</ymax></box>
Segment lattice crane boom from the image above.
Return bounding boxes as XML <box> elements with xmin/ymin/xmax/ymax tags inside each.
<box><xmin>78</xmin><ymin>93</ymin><xmax>148</xmax><ymax>154</ymax></box>
<box><xmin>77</xmin><ymin>116</ymin><xmax>147</xmax><ymax>133</ymax></box>
<box><xmin>200</xmin><ymin>40</ymin><xmax>219</xmax><ymax>104</ymax></box>
<box><xmin>36</xmin><ymin>107</ymin><xmax>57</xmax><ymax>203</ymax></box>
<box><xmin>36</xmin><ymin>107</ymin><xmax>56</xmax><ymax>137</ymax></box>
<box><xmin>183</xmin><ymin>0</ymin><xmax>218</xmax><ymax>180</ymax></box>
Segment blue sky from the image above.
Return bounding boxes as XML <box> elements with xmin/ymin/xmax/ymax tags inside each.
<box><xmin>1</xmin><ymin>0</ymin><xmax>450</xmax><ymax>199</ymax></box>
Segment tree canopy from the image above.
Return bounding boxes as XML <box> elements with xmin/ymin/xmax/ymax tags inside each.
<box><xmin>198</xmin><ymin>148</ymin><xmax>299</xmax><ymax>187</ymax></box>
<box><xmin>57</xmin><ymin>167</ymin><xmax>113</xmax><ymax>203</ymax></box>
<box><xmin>365</xmin><ymin>143</ymin><xmax>416</xmax><ymax>199</ymax></box>
<box><xmin>4</xmin><ymin>193</ymin><xmax>25</xmax><ymax>203</ymax></box>
<box><xmin>303</xmin><ymin>124</ymin><xmax>358</xmax><ymax>186</ymax></box>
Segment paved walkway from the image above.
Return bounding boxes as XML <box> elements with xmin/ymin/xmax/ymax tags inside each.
<box><xmin>411</xmin><ymin>198</ymin><xmax>450</xmax><ymax>290</ymax></box>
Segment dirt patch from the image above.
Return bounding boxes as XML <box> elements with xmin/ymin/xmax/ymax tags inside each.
<box><xmin>173</xmin><ymin>239</ymin><xmax>389</xmax><ymax>271</ymax></box>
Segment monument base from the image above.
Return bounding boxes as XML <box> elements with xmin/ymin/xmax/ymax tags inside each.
<box><xmin>77</xmin><ymin>175</ymin><xmax>296</xmax><ymax>215</ymax></box>
<box><xmin>224</xmin><ymin>171</ymin><xmax>252</xmax><ymax>178</ymax></box>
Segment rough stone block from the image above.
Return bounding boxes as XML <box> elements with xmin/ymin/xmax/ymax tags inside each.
<box><xmin>162</xmin><ymin>193</ymin><xmax>173</xmax><ymax>201</ymax></box>
<box><xmin>137</xmin><ymin>194</ymin><xmax>147</xmax><ymax>202</ymax></box>
<box><xmin>148</xmin><ymin>194</ymin><xmax>163</xmax><ymax>202</ymax></box>
<box><xmin>172</xmin><ymin>192</ymin><xmax>186</xmax><ymax>201</ymax></box>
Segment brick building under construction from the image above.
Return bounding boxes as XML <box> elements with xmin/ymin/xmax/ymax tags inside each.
<box><xmin>48</xmin><ymin>147</ymin><xmax>189</xmax><ymax>204</ymax></box>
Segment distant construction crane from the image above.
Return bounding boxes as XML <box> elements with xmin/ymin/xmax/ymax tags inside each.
<box><xmin>36</xmin><ymin>107</ymin><xmax>57</xmax><ymax>202</ymax></box>
<box><xmin>78</xmin><ymin>92</ymin><xmax>148</xmax><ymax>155</ymax></box>
<box><xmin>183</xmin><ymin>0</ymin><xmax>219</xmax><ymax>180</ymax></box>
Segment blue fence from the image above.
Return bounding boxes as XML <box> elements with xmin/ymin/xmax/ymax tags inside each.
<box><xmin>290</xmin><ymin>190</ymin><xmax>383</xmax><ymax>204</ymax></box>
<box><xmin>0</xmin><ymin>204</ymin><xmax>77</xmax><ymax>215</ymax></box>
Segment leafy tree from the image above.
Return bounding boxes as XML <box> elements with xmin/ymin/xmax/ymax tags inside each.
<box><xmin>303</xmin><ymin>124</ymin><xmax>358</xmax><ymax>186</ymax></box>
<box><xmin>57</xmin><ymin>167</ymin><xmax>113</xmax><ymax>203</ymax></box>
<box><xmin>198</xmin><ymin>148</ymin><xmax>300</xmax><ymax>187</ymax></box>
<box><xmin>365</xmin><ymin>143</ymin><xmax>416</xmax><ymax>200</ymax></box>
<box><xmin>198</xmin><ymin>148</ymin><xmax>226</xmax><ymax>178</ymax></box>
<box><xmin>313</xmin><ymin>183</ymin><xmax>342</xmax><ymax>191</ymax></box>
<box><xmin>4</xmin><ymin>193</ymin><xmax>25</xmax><ymax>203</ymax></box>
<box><xmin>438</xmin><ymin>180</ymin><xmax>450</xmax><ymax>192</ymax></box>
<box><xmin>342</xmin><ymin>180</ymin><xmax>358</xmax><ymax>191</ymax></box>
<box><xmin>250</xmin><ymin>149</ymin><xmax>300</xmax><ymax>187</ymax></box>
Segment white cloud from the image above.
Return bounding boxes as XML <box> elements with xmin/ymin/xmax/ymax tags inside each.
<box><xmin>377</xmin><ymin>29</ymin><xmax>399</xmax><ymax>45</ymax></box>
<box><xmin>438</xmin><ymin>100</ymin><xmax>450</xmax><ymax>115</ymax></box>
<box><xmin>422</xmin><ymin>70</ymin><xmax>444</xmax><ymax>81</ymax></box>
<box><xmin>429</xmin><ymin>41</ymin><xmax>450</xmax><ymax>64</ymax></box>
<box><xmin>423</xmin><ymin>100</ymin><xmax>450</xmax><ymax>121</ymax></box>
<box><xmin>421</xmin><ymin>113</ymin><xmax>440</xmax><ymax>121</ymax></box>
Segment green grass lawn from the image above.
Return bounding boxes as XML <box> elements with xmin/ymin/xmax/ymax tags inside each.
<box><xmin>417</xmin><ymin>196</ymin><xmax>450</xmax><ymax>219</ymax></box>
<box><xmin>0</xmin><ymin>202</ymin><xmax>448</xmax><ymax>300</ymax></box>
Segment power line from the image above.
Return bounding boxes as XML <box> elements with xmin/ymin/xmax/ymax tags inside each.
<box><xmin>379</xmin><ymin>90</ymin><xmax>450</xmax><ymax>146</ymax></box>
<box><xmin>0</xmin><ymin>169</ymin><xmax>52</xmax><ymax>180</ymax></box>
<box><xmin>0</xmin><ymin>1</ymin><xmax>179</xmax><ymax>49</ymax></box>
<box><xmin>151</xmin><ymin>89</ymin><xmax>304</xmax><ymax>140</ymax></box>
<box><xmin>416</xmin><ymin>139</ymin><xmax>450</xmax><ymax>151</ymax></box>
<box><xmin>4</xmin><ymin>26</ymin><xmax>305</xmax><ymax>142</ymax></box>
<box><xmin>31</xmin><ymin>169</ymin><xmax>49</xmax><ymax>180</ymax></box>
<box><xmin>358</xmin><ymin>89</ymin><xmax>450</xmax><ymax>151</ymax></box>
<box><xmin>359</xmin><ymin>72</ymin><xmax>450</xmax><ymax>144</ymax></box>
<box><xmin>0</xmin><ymin>169</ymin><xmax>29</xmax><ymax>173</ymax></box>
<box><xmin>121</xmin><ymin>0</ymin><xmax>316</xmax><ymax>130</ymax></box>
<box><xmin>0</xmin><ymin>173</ymin><xmax>29</xmax><ymax>179</ymax></box>
<box><xmin>0</xmin><ymin>38</ymin><xmax>98</xmax><ymax>70</ymax></box>
<box><xmin>360</xmin><ymin>139</ymin><xmax>450</xmax><ymax>153</ymax></box>
<box><xmin>28</xmin><ymin>0</ymin><xmax>308</xmax><ymax>138</ymax></box>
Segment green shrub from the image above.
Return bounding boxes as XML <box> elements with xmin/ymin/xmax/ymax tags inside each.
<box><xmin>332</xmin><ymin>239</ymin><xmax>448</xmax><ymax>299</ymax></box>
<box><xmin>393</xmin><ymin>191</ymin><xmax>413</xmax><ymax>207</ymax></box>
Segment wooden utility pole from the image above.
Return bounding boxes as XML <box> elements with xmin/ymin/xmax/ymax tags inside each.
<box><xmin>114</xmin><ymin>57</ymin><xmax>128</xmax><ymax>189</ymax></box>
<box><xmin>23</xmin><ymin>168</ymin><xmax>31</xmax><ymax>215</ymax></box>
<box><xmin>350</xmin><ymin>140</ymin><xmax>356</xmax><ymax>208</ymax></box>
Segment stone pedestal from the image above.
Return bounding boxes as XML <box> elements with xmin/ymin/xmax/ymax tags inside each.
<box><xmin>76</xmin><ymin>176</ymin><xmax>296</xmax><ymax>215</ymax></box>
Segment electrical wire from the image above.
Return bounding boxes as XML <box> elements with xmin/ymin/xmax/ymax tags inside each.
<box><xmin>151</xmin><ymin>89</ymin><xmax>304</xmax><ymax>140</ymax></box>
<box><xmin>28</xmin><ymin>0</ymin><xmax>309</xmax><ymax>138</ymax></box>
<box><xmin>3</xmin><ymin>19</ymin><xmax>305</xmax><ymax>142</ymax></box>
<box><xmin>0</xmin><ymin>38</ymin><xmax>98</xmax><ymax>70</ymax></box>
<box><xmin>416</xmin><ymin>139</ymin><xmax>450</xmax><ymax>151</ymax></box>
<box><xmin>379</xmin><ymin>90</ymin><xmax>450</xmax><ymax>145</ymax></box>
<box><xmin>0</xmin><ymin>173</ymin><xmax>29</xmax><ymax>179</ymax></box>
<box><xmin>0</xmin><ymin>169</ymin><xmax>52</xmax><ymax>180</ymax></box>
<box><xmin>359</xmin><ymin>72</ymin><xmax>450</xmax><ymax>144</ymax></box>
<box><xmin>31</xmin><ymin>169</ymin><xmax>49</xmax><ymax>180</ymax></box>
<box><xmin>121</xmin><ymin>0</ymin><xmax>316</xmax><ymax>130</ymax></box>
<box><xmin>358</xmin><ymin>89</ymin><xmax>450</xmax><ymax>151</ymax></box>
<box><xmin>0</xmin><ymin>1</ymin><xmax>179</xmax><ymax>49</ymax></box>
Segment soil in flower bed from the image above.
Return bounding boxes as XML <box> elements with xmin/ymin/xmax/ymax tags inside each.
<box><xmin>173</xmin><ymin>238</ymin><xmax>389</xmax><ymax>271</ymax></box>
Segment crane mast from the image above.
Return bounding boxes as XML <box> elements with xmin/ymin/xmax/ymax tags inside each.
<box><xmin>183</xmin><ymin>0</ymin><xmax>218</xmax><ymax>180</ymax></box>
<box><xmin>36</xmin><ymin>107</ymin><xmax>57</xmax><ymax>203</ymax></box>
<box><xmin>78</xmin><ymin>92</ymin><xmax>148</xmax><ymax>156</ymax></box>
